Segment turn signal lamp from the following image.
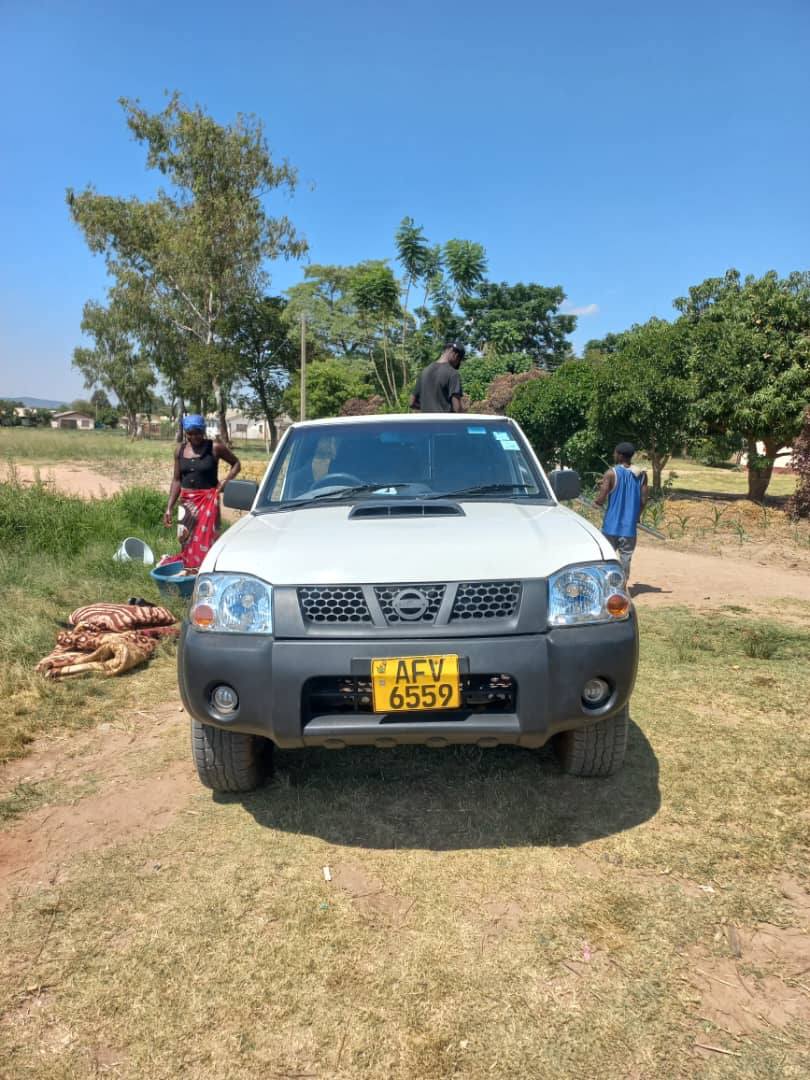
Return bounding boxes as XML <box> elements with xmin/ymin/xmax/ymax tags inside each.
<box><xmin>606</xmin><ymin>593</ymin><xmax>631</xmax><ymax>619</ymax></box>
<box><xmin>191</xmin><ymin>603</ymin><xmax>216</xmax><ymax>628</ymax></box>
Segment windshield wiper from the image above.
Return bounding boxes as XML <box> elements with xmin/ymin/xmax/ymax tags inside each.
<box><xmin>269</xmin><ymin>482</ymin><xmax>411</xmax><ymax>510</ymax></box>
<box><xmin>427</xmin><ymin>482</ymin><xmax>536</xmax><ymax>500</ymax></box>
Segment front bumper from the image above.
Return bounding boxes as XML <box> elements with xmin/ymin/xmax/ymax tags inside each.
<box><xmin>177</xmin><ymin>616</ymin><xmax>638</xmax><ymax>749</ymax></box>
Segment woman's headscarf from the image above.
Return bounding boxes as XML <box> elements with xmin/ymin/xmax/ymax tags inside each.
<box><xmin>182</xmin><ymin>414</ymin><xmax>206</xmax><ymax>433</ymax></box>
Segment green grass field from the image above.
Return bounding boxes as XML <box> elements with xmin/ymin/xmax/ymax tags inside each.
<box><xmin>1</xmin><ymin>428</ymin><xmax>809</xmax><ymax>1076</ymax></box>
<box><xmin>1</xmin><ymin>602</ymin><xmax>808</xmax><ymax>1077</ymax></box>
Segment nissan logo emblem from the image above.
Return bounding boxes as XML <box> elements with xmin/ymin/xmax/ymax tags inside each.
<box><xmin>392</xmin><ymin>588</ymin><xmax>429</xmax><ymax>621</ymax></box>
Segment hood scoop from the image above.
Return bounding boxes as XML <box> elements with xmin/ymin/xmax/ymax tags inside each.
<box><xmin>349</xmin><ymin>501</ymin><xmax>465</xmax><ymax>519</ymax></box>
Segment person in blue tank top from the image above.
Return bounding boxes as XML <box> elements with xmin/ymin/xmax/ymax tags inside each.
<box><xmin>594</xmin><ymin>442</ymin><xmax>648</xmax><ymax>581</ymax></box>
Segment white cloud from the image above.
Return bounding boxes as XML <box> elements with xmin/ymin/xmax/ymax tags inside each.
<box><xmin>562</xmin><ymin>302</ymin><xmax>600</xmax><ymax>317</ymax></box>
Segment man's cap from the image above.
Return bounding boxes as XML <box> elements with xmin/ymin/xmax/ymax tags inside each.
<box><xmin>446</xmin><ymin>342</ymin><xmax>466</xmax><ymax>358</ymax></box>
<box><xmin>615</xmin><ymin>441</ymin><xmax>635</xmax><ymax>457</ymax></box>
<box><xmin>183</xmin><ymin>414</ymin><xmax>206</xmax><ymax>432</ymax></box>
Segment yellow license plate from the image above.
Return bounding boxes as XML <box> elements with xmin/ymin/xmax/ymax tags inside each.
<box><xmin>372</xmin><ymin>655</ymin><xmax>461</xmax><ymax>713</ymax></box>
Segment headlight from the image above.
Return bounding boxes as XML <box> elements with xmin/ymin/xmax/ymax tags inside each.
<box><xmin>548</xmin><ymin>562</ymin><xmax>630</xmax><ymax>626</ymax></box>
<box><xmin>189</xmin><ymin>573</ymin><xmax>273</xmax><ymax>634</ymax></box>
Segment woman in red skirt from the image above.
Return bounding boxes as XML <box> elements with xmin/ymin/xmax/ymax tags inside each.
<box><xmin>163</xmin><ymin>415</ymin><xmax>241</xmax><ymax>570</ymax></box>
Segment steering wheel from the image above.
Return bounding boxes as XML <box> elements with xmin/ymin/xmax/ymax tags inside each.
<box><xmin>310</xmin><ymin>472</ymin><xmax>363</xmax><ymax>490</ymax></box>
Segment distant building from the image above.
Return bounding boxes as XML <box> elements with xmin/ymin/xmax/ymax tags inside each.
<box><xmin>51</xmin><ymin>411</ymin><xmax>93</xmax><ymax>431</ymax></box>
<box><xmin>205</xmin><ymin>410</ymin><xmax>292</xmax><ymax>442</ymax></box>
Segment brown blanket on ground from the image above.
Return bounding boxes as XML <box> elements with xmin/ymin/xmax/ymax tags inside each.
<box><xmin>37</xmin><ymin>603</ymin><xmax>179</xmax><ymax>680</ymax></box>
<box><xmin>68</xmin><ymin>602</ymin><xmax>176</xmax><ymax>632</ymax></box>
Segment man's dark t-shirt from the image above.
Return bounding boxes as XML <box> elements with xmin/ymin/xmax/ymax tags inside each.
<box><xmin>412</xmin><ymin>362</ymin><xmax>462</xmax><ymax>413</ymax></box>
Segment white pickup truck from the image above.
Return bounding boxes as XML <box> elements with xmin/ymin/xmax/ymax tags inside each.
<box><xmin>178</xmin><ymin>414</ymin><xmax>637</xmax><ymax>792</ymax></box>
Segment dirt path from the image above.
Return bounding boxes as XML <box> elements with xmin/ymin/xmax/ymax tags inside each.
<box><xmin>630</xmin><ymin>541</ymin><xmax>810</xmax><ymax>608</ymax></box>
<box><xmin>4</xmin><ymin>463</ymin><xmax>123</xmax><ymax>498</ymax></box>
<box><xmin>0</xmin><ymin>703</ymin><xmax>192</xmax><ymax>907</ymax></box>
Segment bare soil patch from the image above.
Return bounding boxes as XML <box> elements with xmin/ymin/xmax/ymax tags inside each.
<box><xmin>3</xmin><ymin>462</ymin><xmax>123</xmax><ymax>499</ymax></box>
<box><xmin>0</xmin><ymin>702</ymin><xmax>192</xmax><ymax>907</ymax></box>
<box><xmin>630</xmin><ymin>542</ymin><xmax>810</xmax><ymax>608</ymax></box>
<box><xmin>331</xmin><ymin>861</ymin><xmax>414</xmax><ymax>924</ymax></box>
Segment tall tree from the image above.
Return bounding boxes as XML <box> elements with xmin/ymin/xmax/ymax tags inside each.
<box><xmin>72</xmin><ymin>299</ymin><xmax>155</xmax><ymax>436</ymax></box>
<box><xmin>461</xmin><ymin>283</ymin><xmax>576</xmax><ymax>369</ymax></box>
<box><xmin>222</xmin><ymin>296</ymin><xmax>297</xmax><ymax>451</ymax></box>
<box><xmin>67</xmin><ymin>92</ymin><xmax>306</xmax><ymax>443</ymax></box>
<box><xmin>286</xmin><ymin>262</ymin><xmax>405</xmax><ymax>408</ymax></box>
<box><xmin>676</xmin><ymin>269</ymin><xmax>810</xmax><ymax>500</ymax></box>
<box><xmin>349</xmin><ymin>263</ymin><xmax>402</xmax><ymax>406</ymax></box>
<box><xmin>284</xmin><ymin>359</ymin><xmax>373</xmax><ymax>421</ymax></box>
<box><xmin>590</xmin><ymin>318</ymin><xmax>691</xmax><ymax>493</ymax></box>
<box><xmin>507</xmin><ymin>361</ymin><xmax>602</xmax><ymax>478</ymax></box>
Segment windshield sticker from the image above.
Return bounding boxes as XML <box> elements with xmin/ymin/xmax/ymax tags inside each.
<box><xmin>467</xmin><ymin>426</ymin><xmax>487</xmax><ymax>434</ymax></box>
<box><xmin>492</xmin><ymin>431</ymin><xmax>510</xmax><ymax>442</ymax></box>
<box><xmin>501</xmin><ymin>439</ymin><xmax>520</xmax><ymax>451</ymax></box>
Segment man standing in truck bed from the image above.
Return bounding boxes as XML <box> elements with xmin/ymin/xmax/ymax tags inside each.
<box><xmin>410</xmin><ymin>343</ymin><xmax>465</xmax><ymax>413</ymax></box>
<box><xmin>594</xmin><ymin>442</ymin><xmax>648</xmax><ymax>580</ymax></box>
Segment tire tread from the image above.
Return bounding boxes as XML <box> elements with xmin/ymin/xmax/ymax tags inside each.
<box><xmin>555</xmin><ymin>707</ymin><xmax>629</xmax><ymax>777</ymax></box>
<box><xmin>190</xmin><ymin>720</ymin><xmax>265</xmax><ymax>792</ymax></box>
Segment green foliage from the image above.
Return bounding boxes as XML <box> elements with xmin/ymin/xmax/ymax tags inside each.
<box><xmin>462</xmin><ymin>352</ymin><xmax>533</xmax><ymax>404</ymax></box>
<box><xmin>286</xmin><ymin>261</ymin><xmax>404</xmax><ymax>408</ymax></box>
<box><xmin>0</xmin><ymin>479</ymin><xmax>166</xmax><ymax>559</ymax></box>
<box><xmin>688</xmin><ymin>432</ymin><xmax>742</xmax><ymax>467</ymax></box>
<box><xmin>507</xmin><ymin>361</ymin><xmax>602</xmax><ymax>477</ymax></box>
<box><xmin>0</xmin><ymin>400</ymin><xmax>24</xmax><ymax>426</ymax></box>
<box><xmin>590</xmin><ymin>318</ymin><xmax>691</xmax><ymax>491</ymax></box>
<box><xmin>221</xmin><ymin>295</ymin><xmax>296</xmax><ymax>448</ymax></box>
<box><xmin>73</xmin><ymin>296</ymin><xmax>156</xmax><ymax>432</ymax></box>
<box><xmin>67</xmin><ymin>92</ymin><xmax>307</xmax><ymax>439</ymax></box>
<box><xmin>461</xmin><ymin>282</ymin><xmax>576</xmax><ymax>369</ymax></box>
<box><xmin>284</xmin><ymin>359</ymin><xmax>373</xmax><ymax>421</ymax></box>
<box><xmin>676</xmin><ymin>268</ymin><xmax>810</xmax><ymax>499</ymax></box>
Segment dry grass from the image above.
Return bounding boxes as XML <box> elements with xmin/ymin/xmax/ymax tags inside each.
<box><xmin>0</xmin><ymin>607</ymin><xmax>808</xmax><ymax>1078</ymax></box>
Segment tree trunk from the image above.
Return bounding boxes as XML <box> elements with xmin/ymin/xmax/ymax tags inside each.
<box><xmin>212</xmin><ymin>379</ymin><xmax>229</xmax><ymax>445</ymax></box>
<box><xmin>746</xmin><ymin>437</ymin><xmax>778</xmax><ymax>502</ymax></box>
<box><xmin>127</xmin><ymin>411</ymin><xmax>138</xmax><ymax>440</ymax></box>
<box><xmin>650</xmin><ymin>451</ymin><xmax>669</xmax><ymax>495</ymax></box>
<box><xmin>175</xmin><ymin>395</ymin><xmax>185</xmax><ymax>443</ymax></box>
<box><xmin>268</xmin><ymin>416</ymin><xmax>278</xmax><ymax>453</ymax></box>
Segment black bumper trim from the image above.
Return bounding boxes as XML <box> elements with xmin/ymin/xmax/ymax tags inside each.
<box><xmin>178</xmin><ymin>616</ymin><xmax>638</xmax><ymax>749</ymax></box>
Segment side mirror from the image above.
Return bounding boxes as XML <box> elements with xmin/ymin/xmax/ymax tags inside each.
<box><xmin>548</xmin><ymin>468</ymin><xmax>581</xmax><ymax>502</ymax></box>
<box><xmin>223</xmin><ymin>479</ymin><xmax>258</xmax><ymax>511</ymax></box>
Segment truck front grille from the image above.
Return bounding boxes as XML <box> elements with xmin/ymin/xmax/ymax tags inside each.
<box><xmin>303</xmin><ymin>674</ymin><xmax>516</xmax><ymax>720</ymax></box>
<box><xmin>450</xmin><ymin>581</ymin><xmax>522</xmax><ymax>621</ymax></box>
<box><xmin>297</xmin><ymin>581</ymin><xmax>525</xmax><ymax>628</ymax></box>
<box><xmin>298</xmin><ymin>586</ymin><xmax>371</xmax><ymax>624</ymax></box>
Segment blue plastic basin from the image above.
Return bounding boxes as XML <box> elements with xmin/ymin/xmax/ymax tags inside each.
<box><xmin>150</xmin><ymin>562</ymin><xmax>196</xmax><ymax>599</ymax></box>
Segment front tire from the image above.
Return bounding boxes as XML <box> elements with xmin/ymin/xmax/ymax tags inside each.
<box><xmin>554</xmin><ymin>706</ymin><xmax>629</xmax><ymax>777</ymax></box>
<box><xmin>190</xmin><ymin>719</ymin><xmax>269</xmax><ymax>792</ymax></box>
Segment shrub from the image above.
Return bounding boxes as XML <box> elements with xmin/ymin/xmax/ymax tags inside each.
<box><xmin>787</xmin><ymin>408</ymin><xmax>810</xmax><ymax>519</ymax></box>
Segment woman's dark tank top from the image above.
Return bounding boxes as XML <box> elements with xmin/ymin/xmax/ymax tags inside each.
<box><xmin>179</xmin><ymin>440</ymin><xmax>218</xmax><ymax>490</ymax></box>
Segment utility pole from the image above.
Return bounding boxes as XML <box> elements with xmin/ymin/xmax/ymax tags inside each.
<box><xmin>299</xmin><ymin>314</ymin><xmax>307</xmax><ymax>422</ymax></box>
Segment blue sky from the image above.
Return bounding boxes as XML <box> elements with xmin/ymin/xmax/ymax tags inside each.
<box><xmin>1</xmin><ymin>0</ymin><xmax>808</xmax><ymax>401</ymax></box>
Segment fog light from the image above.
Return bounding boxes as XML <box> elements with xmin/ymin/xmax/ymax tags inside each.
<box><xmin>212</xmin><ymin>684</ymin><xmax>239</xmax><ymax>714</ymax></box>
<box><xmin>582</xmin><ymin>678</ymin><xmax>610</xmax><ymax>706</ymax></box>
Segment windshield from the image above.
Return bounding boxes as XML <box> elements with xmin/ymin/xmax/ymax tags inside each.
<box><xmin>257</xmin><ymin>419</ymin><xmax>551</xmax><ymax>509</ymax></box>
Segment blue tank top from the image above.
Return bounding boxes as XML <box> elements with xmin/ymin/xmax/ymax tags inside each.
<box><xmin>603</xmin><ymin>466</ymin><xmax>642</xmax><ymax>538</ymax></box>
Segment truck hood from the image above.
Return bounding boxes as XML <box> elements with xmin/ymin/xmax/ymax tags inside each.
<box><xmin>207</xmin><ymin>502</ymin><xmax>613</xmax><ymax>584</ymax></box>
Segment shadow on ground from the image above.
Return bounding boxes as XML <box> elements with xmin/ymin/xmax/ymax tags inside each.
<box><xmin>221</xmin><ymin>719</ymin><xmax>661</xmax><ymax>851</ymax></box>
<box><xmin>630</xmin><ymin>582</ymin><xmax>670</xmax><ymax>598</ymax></box>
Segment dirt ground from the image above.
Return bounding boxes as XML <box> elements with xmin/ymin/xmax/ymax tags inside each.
<box><xmin>630</xmin><ymin>542</ymin><xmax>810</xmax><ymax>608</ymax></box>
<box><xmin>2</xmin><ymin>453</ymin><xmax>809</xmax><ymax>1074</ymax></box>
<box><xmin>1</xmin><ymin>546</ymin><xmax>806</xmax><ymax>903</ymax></box>
<box><xmin>3</xmin><ymin>463</ymin><xmax>124</xmax><ymax>499</ymax></box>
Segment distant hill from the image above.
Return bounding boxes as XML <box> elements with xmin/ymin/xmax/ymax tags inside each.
<box><xmin>1</xmin><ymin>396</ymin><xmax>67</xmax><ymax>409</ymax></box>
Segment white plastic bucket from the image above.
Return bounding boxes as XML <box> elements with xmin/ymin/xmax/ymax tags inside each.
<box><xmin>113</xmin><ymin>537</ymin><xmax>155</xmax><ymax>566</ymax></box>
